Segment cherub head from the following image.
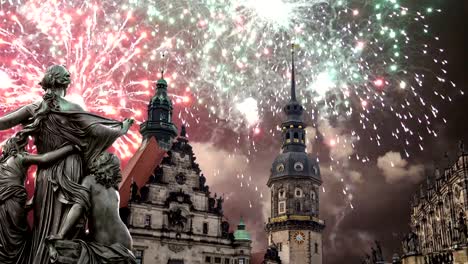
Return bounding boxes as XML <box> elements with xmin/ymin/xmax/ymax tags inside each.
<box><xmin>88</xmin><ymin>152</ymin><xmax>122</xmax><ymax>190</ymax></box>
<box><xmin>0</xmin><ymin>135</ymin><xmax>27</xmax><ymax>163</ymax></box>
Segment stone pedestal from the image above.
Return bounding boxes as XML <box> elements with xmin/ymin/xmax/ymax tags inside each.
<box><xmin>453</xmin><ymin>247</ymin><xmax>468</xmax><ymax>264</ymax></box>
<box><xmin>401</xmin><ymin>254</ymin><xmax>424</xmax><ymax>264</ymax></box>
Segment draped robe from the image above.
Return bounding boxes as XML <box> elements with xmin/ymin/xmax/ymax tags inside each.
<box><xmin>25</xmin><ymin>105</ymin><xmax>124</xmax><ymax>264</ymax></box>
<box><xmin>0</xmin><ymin>159</ymin><xmax>29</xmax><ymax>264</ymax></box>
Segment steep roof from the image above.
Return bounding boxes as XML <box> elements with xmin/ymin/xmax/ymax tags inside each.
<box><xmin>119</xmin><ymin>137</ymin><xmax>167</xmax><ymax>207</ymax></box>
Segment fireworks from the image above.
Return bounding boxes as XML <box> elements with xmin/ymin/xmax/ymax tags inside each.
<box><xmin>0</xmin><ymin>0</ymin><xmax>457</xmax><ymax>205</ymax></box>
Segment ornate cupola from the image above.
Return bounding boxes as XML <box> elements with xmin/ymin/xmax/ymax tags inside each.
<box><xmin>268</xmin><ymin>45</ymin><xmax>321</xmax><ymax>186</ymax></box>
<box><xmin>140</xmin><ymin>71</ymin><xmax>178</xmax><ymax>150</ymax></box>
<box><xmin>266</xmin><ymin>45</ymin><xmax>325</xmax><ymax>264</ymax></box>
<box><xmin>234</xmin><ymin>217</ymin><xmax>251</xmax><ymax>242</ymax></box>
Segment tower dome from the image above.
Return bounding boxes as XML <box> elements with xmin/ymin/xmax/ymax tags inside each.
<box><xmin>234</xmin><ymin>217</ymin><xmax>251</xmax><ymax>241</ymax></box>
<box><xmin>265</xmin><ymin>44</ymin><xmax>325</xmax><ymax>264</ymax></box>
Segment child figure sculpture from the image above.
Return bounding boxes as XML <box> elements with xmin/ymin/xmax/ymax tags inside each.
<box><xmin>48</xmin><ymin>152</ymin><xmax>135</xmax><ymax>264</ymax></box>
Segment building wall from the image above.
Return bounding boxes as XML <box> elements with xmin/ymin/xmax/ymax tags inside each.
<box><xmin>268</xmin><ymin>229</ymin><xmax>322</xmax><ymax>264</ymax></box>
<box><xmin>269</xmin><ymin>230</ymin><xmax>290</xmax><ymax>262</ymax></box>
<box><xmin>410</xmin><ymin>153</ymin><xmax>468</xmax><ymax>254</ymax></box>
<box><xmin>126</xmin><ymin>136</ymin><xmax>252</xmax><ymax>264</ymax></box>
<box><xmin>270</xmin><ymin>181</ymin><xmax>320</xmax><ymax>218</ymax></box>
<box><xmin>131</xmin><ymin>236</ymin><xmax>251</xmax><ymax>264</ymax></box>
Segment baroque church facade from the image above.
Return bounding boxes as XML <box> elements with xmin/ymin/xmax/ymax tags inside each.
<box><xmin>121</xmin><ymin>75</ymin><xmax>252</xmax><ymax>264</ymax></box>
<box><xmin>402</xmin><ymin>144</ymin><xmax>468</xmax><ymax>262</ymax></box>
<box><xmin>264</xmin><ymin>47</ymin><xmax>325</xmax><ymax>264</ymax></box>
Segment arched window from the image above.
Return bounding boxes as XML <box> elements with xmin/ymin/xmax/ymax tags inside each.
<box><xmin>295</xmin><ymin>201</ymin><xmax>301</xmax><ymax>212</ymax></box>
<box><xmin>295</xmin><ymin>188</ymin><xmax>303</xmax><ymax>197</ymax></box>
<box><xmin>144</xmin><ymin>214</ymin><xmax>152</xmax><ymax>228</ymax></box>
<box><xmin>294</xmin><ymin>162</ymin><xmax>304</xmax><ymax>171</ymax></box>
<box><xmin>294</xmin><ymin>132</ymin><xmax>299</xmax><ymax>139</ymax></box>
<box><xmin>278</xmin><ymin>189</ymin><xmax>286</xmax><ymax>199</ymax></box>
<box><xmin>286</xmin><ymin>133</ymin><xmax>290</xmax><ymax>139</ymax></box>
<box><xmin>159</xmin><ymin>112</ymin><xmax>167</xmax><ymax>121</ymax></box>
<box><xmin>311</xmin><ymin>191</ymin><xmax>316</xmax><ymax>201</ymax></box>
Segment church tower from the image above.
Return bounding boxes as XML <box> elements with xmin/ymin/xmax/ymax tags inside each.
<box><xmin>140</xmin><ymin>72</ymin><xmax>178</xmax><ymax>150</ymax></box>
<box><xmin>266</xmin><ymin>45</ymin><xmax>325</xmax><ymax>264</ymax></box>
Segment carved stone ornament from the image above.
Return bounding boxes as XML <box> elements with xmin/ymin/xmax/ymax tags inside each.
<box><xmin>176</xmin><ymin>172</ymin><xmax>187</xmax><ymax>185</ymax></box>
<box><xmin>168</xmin><ymin>243</ymin><xmax>185</xmax><ymax>253</ymax></box>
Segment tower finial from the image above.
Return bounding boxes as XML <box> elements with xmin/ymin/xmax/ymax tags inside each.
<box><xmin>291</xmin><ymin>43</ymin><xmax>296</xmax><ymax>101</ymax></box>
<box><xmin>160</xmin><ymin>51</ymin><xmax>167</xmax><ymax>80</ymax></box>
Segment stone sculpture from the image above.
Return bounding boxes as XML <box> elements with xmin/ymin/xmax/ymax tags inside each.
<box><xmin>0</xmin><ymin>65</ymin><xmax>134</xmax><ymax>263</ymax></box>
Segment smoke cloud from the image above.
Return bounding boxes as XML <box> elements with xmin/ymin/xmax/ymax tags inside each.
<box><xmin>377</xmin><ymin>151</ymin><xmax>424</xmax><ymax>184</ymax></box>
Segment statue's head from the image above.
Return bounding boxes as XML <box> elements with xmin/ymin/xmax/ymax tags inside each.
<box><xmin>89</xmin><ymin>152</ymin><xmax>122</xmax><ymax>189</ymax></box>
<box><xmin>39</xmin><ymin>65</ymin><xmax>71</xmax><ymax>96</ymax></box>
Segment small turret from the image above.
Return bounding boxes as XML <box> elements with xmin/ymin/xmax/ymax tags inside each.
<box><xmin>140</xmin><ymin>71</ymin><xmax>178</xmax><ymax>150</ymax></box>
<box><xmin>234</xmin><ymin>217</ymin><xmax>251</xmax><ymax>241</ymax></box>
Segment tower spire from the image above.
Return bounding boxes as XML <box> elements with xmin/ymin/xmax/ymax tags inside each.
<box><xmin>291</xmin><ymin>43</ymin><xmax>296</xmax><ymax>101</ymax></box>
<box><xmin>139</xmin><ymin>67</ymin><xmax>178</xmax><ymax>150</ymax></box>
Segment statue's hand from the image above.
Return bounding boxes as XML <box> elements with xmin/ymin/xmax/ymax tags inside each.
<box><xmin>73</xmin><ymin>144</ymin><xmax>82</xmax><ymax>153</ymax></box>
<box><xmin>46</xmin><ymin>238</ymin><xmax>59</xmax><ymax>263</ymax></box>
<box><xmin>121</xmin><ymin>118</ymin><xmax>134</xmax><ymax>134</ymax></box>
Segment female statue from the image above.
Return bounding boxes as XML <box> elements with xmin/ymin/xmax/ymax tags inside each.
<box><xmin>0</xmin><ymin>135</ymin><xmax>78</xmax><ymax>263</ymax></box>
<box><xmin>0</xmin><ymin>65</ymin><xmax>133</xmax><ymax>263</ymax></box>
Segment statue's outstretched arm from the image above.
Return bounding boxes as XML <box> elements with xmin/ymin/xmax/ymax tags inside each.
<box><xmin>0</xmin><ymin>106</ymin><xmax>32</xmax><ymax>130</ymax></box>
<box><xmin>93</xmin><ymin>118</ymin><xmax>134</xmax><ymax>136</ymax></box>
<box><xmin>22</xmin><ymin>145</ymin><xmax>78</xmax><ymax>166</ymax></box>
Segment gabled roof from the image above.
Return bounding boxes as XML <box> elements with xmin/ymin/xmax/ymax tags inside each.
<box><xmin>119</xmin><ymin>137</ymin><xmax>167</xmax><ymax>207</ymax></box>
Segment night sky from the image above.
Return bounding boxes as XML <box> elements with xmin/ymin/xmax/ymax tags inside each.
<box><xmin>188</xmin><ymin>0</ymin><xmax>468</xmax><ymax>263</ymax></box>
<box><xmin>0</xmin><ymin>0</ymin><xmax>466</xmax><ymax>263</ymax></box>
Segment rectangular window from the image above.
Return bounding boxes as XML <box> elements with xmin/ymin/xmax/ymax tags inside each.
<box><xmin>239</xmin><ymin>259</ymin><xmax>244</xmax><ymax>264</ymax></box>
<box><xmin>224</xmin><ymin>258</ymin><xmax>230</xmax><ymax>264</ymax></box>
<box><xmin>203</xmin><ymin>222</ymin><xmax>209</xmax><ymax>234</ymax></box>
<box><xmin>278</xmin><ymin>201</ymin><xmax>286</xmax><ymax>214</ymax></box>
<box><xmin>315</xmin><ymin>242</ymin><xmax>319</xmax><ymax>254</ymax></box>
<box><xmin>205</xmin><ymin>256</ymin><xmax>211</xmax><ymax>263</ymax></box>
<box><xmin>144</xmin><ymin>215</ymin><xmax>151</xmax><ymax>227</ymax></box>
<box><xmin>277</xmin><ymin>242</ymin><xmax>282</xmax><ymax>252</ymax></box>
<box><xmin>134</xmin><ymin>250</ymin><xmax>144</xmax><ymax>264</ymax></box>
<box><xmin>215</xmin><ymin>257</ymin><xmax>221</xmax><ymax>263</ymax></box>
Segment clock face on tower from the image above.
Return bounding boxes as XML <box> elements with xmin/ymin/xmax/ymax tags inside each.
<box><xmin>175</xmin><ymin>173</ymin><xmax>187</xmax><ymax>185</ymax></box>
<box><xmin>293</xmin><ymin>231</ymin><xmax>306</xmax><ymax>244</ymax></box>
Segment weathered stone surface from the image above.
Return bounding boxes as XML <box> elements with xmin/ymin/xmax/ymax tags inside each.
<box><xmin>127</xmin><ymin>130</ymin><xmax>252</xmax><ymax>263</ymax></box>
